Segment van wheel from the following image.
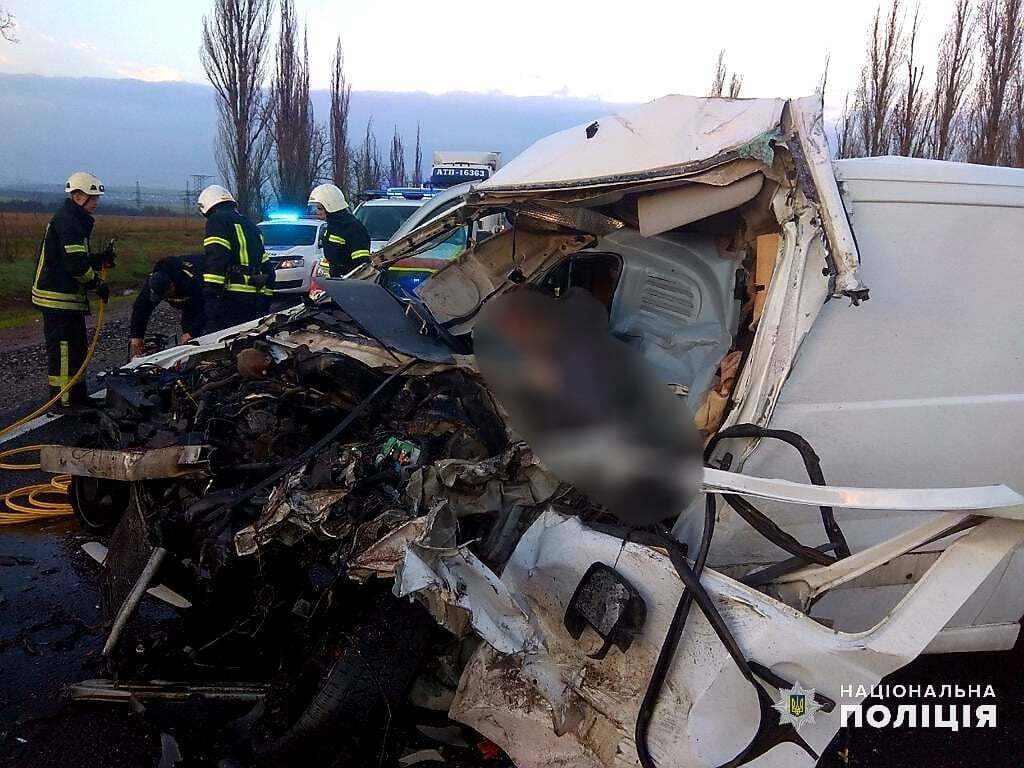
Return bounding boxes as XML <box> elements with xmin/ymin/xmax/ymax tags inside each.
<box><xmin>69</xmin><ymin>476</ymin><xmax>131</xmax><ymax>532</ymax></box>
<box><xmin>252</xmin><ymin>592</ymin><xmax>434</xmax><ymax>767</ymax></box>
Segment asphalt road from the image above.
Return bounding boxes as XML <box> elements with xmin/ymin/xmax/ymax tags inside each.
<box><xmin>0</xmin><ymin>303</ymin><xmax>1020</xmax><ymax>766</ymax></box>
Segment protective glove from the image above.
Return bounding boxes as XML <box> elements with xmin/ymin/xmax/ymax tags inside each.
<box><xmin>87</xmin><ymin>276</ymin><xmax>110</xmax><ymax>303</ymax></box>
<box><xmin>92</xmin><ymin>239</ymin><xmax>117</xmax><ymax>269</ymax></box>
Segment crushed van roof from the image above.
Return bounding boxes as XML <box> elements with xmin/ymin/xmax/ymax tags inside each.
<box><xmin>477</xmin><ymin>95</ymin><xmax>786</xmax><ymax>192</ymax></box>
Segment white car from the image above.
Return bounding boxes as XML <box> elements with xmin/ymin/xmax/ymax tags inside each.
<box><xmin>257</xmin><ymin>215</ymin><xmax>326</xmax><ymax>294</ymax></box>
<box><xmin>352</xmin><ymin>194</ymin><xmax>427</xmax><ymax>252</ymax></box>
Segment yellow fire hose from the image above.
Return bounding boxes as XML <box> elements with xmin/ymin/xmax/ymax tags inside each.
<box><xmin>0</xmin><ymin>279</ymin><xmax>109</xmax><ymax>525</ymax></box>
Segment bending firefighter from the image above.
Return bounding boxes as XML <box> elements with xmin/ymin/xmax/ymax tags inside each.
<box><xmin>308</xmin><ymin>184</ymin><xmax>370</xmax><ymax>277</ymax></box>
<box><xmin>128</xmin><ymin>255</ymin><xmax>207</xmax><ymax>358</ymax></box>
<box><xmin>197</xmin><ymin>185</ymin><xmax>274</xmax><ymax>332</ymax></box>
<box><xmin>31</xmin><ymin>171</ymin><xmax>115</xmax><ymax>408</ymax></box>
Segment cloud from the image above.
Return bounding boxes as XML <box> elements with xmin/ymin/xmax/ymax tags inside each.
<box><xmin>113</xmin><ymin>63</ymin><xmax>183</xmax><ymax>82</ymax></box>
<box><xmin>70</xmin><ymin>41</ymin><xmax>97</xmax><ymax>53</ymax></box>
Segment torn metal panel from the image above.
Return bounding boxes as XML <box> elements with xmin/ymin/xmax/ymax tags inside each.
<box><xmin>235</xmin><ymin>444</ymin><xmax>365</xmax><ymax>556</ymax></box>
<box><xmin>321</xmin><ymin>280</ymin><xmax>457</xmax><ymax>364</ymax></box>
<box><xmin>404</xmin><ymin>442</ymin><xmax>560</xmax><ymax>518</ymax></box>
<box><xmin>450</xmin><ymin>511</ymin><xmax>1024</xmax><ymax>768</ymax></box>
<box><xmin>784</xmin><ymin>97</ymin><xmax>866</xmax><ymax>298</ymax></box>
<box><xmin>39</xmin><ymin>445</ymin><xmax>210</xmax><ymax>481</ymax></box>
<box><xmin>474</xmin><ymin>96</ymin><xmax>786</xmax><ymax>194</ymax></box>
<box><xmin>81</xmin><ymin>542</ymin><xmax>191</xmax><ymax>608</ymax></box>
<box><xmin>416</xmin><ymin>228</ymin><xmax>591</xmax><ymax>328</ymax></box>
<box><xmin>701</xmin><ymin>467</ymin><xmax>1024</xmax><ymax>513</ymax></box>
<box><xmin>69</xmin><ymin>679</ymin><xmax>267</xmax><ymax>703</ymax></box>
<box><xmin>348</xmin><ymin>515</ymin><xmax>432</xmax><ymax>582</ymax></box>
<box><xmin>394</xmin><ymin>533</ymin><xmax>538</xmax><ymax>654</ymax></box>
<box><xmin>712</xmin><ymin>194</ymin><xmax>832</xmax><ymax>440</ymax></box>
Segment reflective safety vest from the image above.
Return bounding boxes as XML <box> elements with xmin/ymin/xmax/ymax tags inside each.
<box><xmin>31</xmin><ymin>198</ymin><xmax>97</xmax><ymax>313</ymax></box>
<box><xmin>202</xmin><ymin>204</ymin><xmax>273</xmax><ymax>297</ymax></box>
<box><xmin>322</xmin><ymin>209</ymin><xmax>371</xmax><ymax>277</ymax></box>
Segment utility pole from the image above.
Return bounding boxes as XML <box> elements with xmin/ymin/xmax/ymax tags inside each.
<box><xmin>183</xmin><ymin>174</ymin><xmax>214</xmax><ymax>216</ymax></box>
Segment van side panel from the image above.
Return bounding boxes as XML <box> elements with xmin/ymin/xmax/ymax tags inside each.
<box><xmin>714</xmin><ymin>161</ymin><xmax>1024</xmax><ymax>647</ymax></box>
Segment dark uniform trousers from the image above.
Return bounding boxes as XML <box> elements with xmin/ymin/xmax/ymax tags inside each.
<box><xmin>43</xmin><ymin>311</ymin><xmax>89</xmax><ymax>406</ymax></box>
<box><xmin>33</xmin><ymin>198</ymin><xmax>99</xmax><ymax>407</ymax></box>
<box><xmin>203</xmin><ymin>290</ymin><xmax>266</xmax><ymax>334</ymax></box>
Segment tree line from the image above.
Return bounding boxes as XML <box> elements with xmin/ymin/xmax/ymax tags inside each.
<box><xmin>201</xmin><ymin>0</ymin><xmax>423</xmax><ymax>218</ymax></box>
<box><xmin>710</xmin><ymin>0</ymin><xmax>1022</xmax><ymax>165</ymax></box>
<box><xmin>835</xmin><ymin>0</ymin><xmax>1023</xmax><ymax>164</ymax></box>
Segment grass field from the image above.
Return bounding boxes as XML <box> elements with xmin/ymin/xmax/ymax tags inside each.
<box><xmin>0</xmin><ymin>212</ymin><xmax>204</xmax><ymax>326</ymax></box>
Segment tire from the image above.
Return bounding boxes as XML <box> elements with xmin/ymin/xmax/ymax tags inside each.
<box><xmin>69</xmin><ymin>475</ymin><xmax>131</xmax><ymax>532</ymax></box>
<box><xmin>253</xmin><ymin>591</ymin><xmax>434</xmax><ymax>767</ymax></box>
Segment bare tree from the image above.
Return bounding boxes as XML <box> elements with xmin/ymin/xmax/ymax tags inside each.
<box><xmin>201</xmin><ymin>0</ymin><xmax>274</xmax><ymax>219</ymax></box>
<box><xmin>1008</xmin><ymin>66</ymin><xmax>1024</xmax><ymax>166</ymax></box>
<box><xmin>728</xmin><ymin>73</ymin><xmax>743</xmax><ymax>98</ymax></box>
<box><xmin>932</xmin><ymin>0</ymin><xmax>976</xmax><ymax>159</ymax></box>
<box><xmin>836</xmin><ymin>93</ymin><xmax>864</xmax><ymax>158</ymax></box>
<box><xmin>818</xmin><ymin>54</ymin><xmax>831</xmax><ymax>100</ymax></box>
<box><xmin>311</xmin><ymin>124</ymin><xmax>331</xmax><ymax>183</ymax></box>
<box><xmin>412</xmin><ymin>124</ymin><xmax>424</xmax><ymax>186</ymax></box>
<box><xmin>857</xmin><ymin>1</ymin><xmax>906</xmax><ymax>156</ymax></box>
<box><xmin>388</xmin><ymin>126</ymin><xmax>406</xmax><ymax>187</ymax></box>
<box><xmin>354</xmin><ymin>118</ymin><xmax>384</xmax><ymax>194</ymax></box>
<box><xmin>329</xmin><ymin>37</ymin><xmax>353</xmax><ymax>199</ymax></box>
<box><xmin>709</xmin><ymin>49</ymin><xmax>742</xmax><ymax>97</ymax></box>
<box><xmin>892</xmin><ymin>6</ymin><xmax>932</xmax><ymax>157</ymax></box>
<box><xmin>968</xmin><ymin>0</ymin><xmax>1023</xmax><ymax>164</ymax></box>
<box><xmin>270</xmin><ymin>0</ymin><xmax>316</xmax><ymax>207</ymax></box>
<box><xmin>710</xmin><ymin>50</ymin><xmax>727</xmax><ymax>97</ymax></box>
<box><xmin>1</xmin><ymin>5</ymin><xmax>17</xmax><ymax>42</ymax></box>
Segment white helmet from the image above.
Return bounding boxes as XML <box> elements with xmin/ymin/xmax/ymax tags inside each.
<box><xmin>308</xmin><ymin>183</ymin><xmax>348</xmax><ymax>213</ymax></box>
<box><xmin>197</xmin><ymin>184</ymin><xmax>236</xmax><ymax>216</ymax></box>
<box><xmin>66</xmin><ymin>171</ymin><xmax>105</xmax><ymax>197</ymax></box>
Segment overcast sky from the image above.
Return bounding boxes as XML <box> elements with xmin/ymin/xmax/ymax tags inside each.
<box><xmin>0</xmin><ymin>0</ymin><xmax>962</xmax><ymax>112</ymax></box>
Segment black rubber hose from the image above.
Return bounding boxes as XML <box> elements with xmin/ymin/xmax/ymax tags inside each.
<box><xmin>660</xmin><ymin>535</ymin><xmax>818</xmax><ymax>767</ymax></box>
<box><xmin>706</xmin><ymin>423</ymin><xmax>851</xmax><ymax>559</ymax></box>
<box><xmin>635</xmin><ymin>493</ymin><xmax>715</xmax><ymax>768</ymax></box>
<box><xmin>721</xmin><ymin>495</ymin><xmax>836</xmax><ymax>566</ymax></box>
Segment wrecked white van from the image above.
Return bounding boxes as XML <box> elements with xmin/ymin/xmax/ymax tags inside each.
<box><xmin>67</xmin><ymin>95</ymin><xmax>1024</xmax><ymax>768</ymax></box>
<box><xmin>361</xmin><ymin>94</ymin><xmax>1024</xmax><ymax>767</ymax></box>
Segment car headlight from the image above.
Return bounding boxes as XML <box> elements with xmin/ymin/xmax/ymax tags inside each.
<box><xmin>277</xmin><ymin>258</ymin><xmax>305</xmax><ymax>269</ymax></box>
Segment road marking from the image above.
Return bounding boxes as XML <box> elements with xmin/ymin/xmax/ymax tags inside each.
<box><xmin>0</xmin><ymin>413</ymin><xmax>64</xmax><ymax>446</ymax></box>
<box><xmin>0</xmin><ymin>389</ymin><xmax>106</xmax><ymax>447</ymax></box>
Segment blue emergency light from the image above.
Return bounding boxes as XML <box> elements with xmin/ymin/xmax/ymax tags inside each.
<box><xmin>268</xmin><ymin>211</ymin><xmax>300</xmax><ymax>221</ymax></box>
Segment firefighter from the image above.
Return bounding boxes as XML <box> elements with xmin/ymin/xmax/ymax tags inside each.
<box><xmin>196</xmin><ymin>185</ymin><xmax>274</xmax><ymax>333</ymax></box>
<box><xmin>128</xmin><ymin>255</ymin><xmax>207</xmax><ymax>358</ymax></box>
<box><xmin>307</xmin><ymin>184</ymin><xmax>371</xmax><ymax>277</ymax></box>
<box><xmin>31</xmin><ymin>171</ymin><xmax>115</xmax><ymax>408</ymax></box>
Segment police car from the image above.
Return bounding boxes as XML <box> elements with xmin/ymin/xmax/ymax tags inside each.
<box><xmin>257</xmin><ymin>213</ymin><xmax>326</xmax><ymax>294</ymax></box>
<box><xmin>353</xmin><ymin>188</ymin><xmax>434</xmax><ymax>251</ymax></box>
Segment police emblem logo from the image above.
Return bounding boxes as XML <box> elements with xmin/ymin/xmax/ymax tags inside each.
<box><xmin>773</xmin><ymin>681</ymin><xmax>823</xmax><ymax>730</ymax></box>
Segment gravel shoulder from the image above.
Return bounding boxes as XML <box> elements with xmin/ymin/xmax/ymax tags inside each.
<box><xmin>0</xmin><ymin>298</ymin><xmax>182</xmax><ymax>409</ymax></box>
